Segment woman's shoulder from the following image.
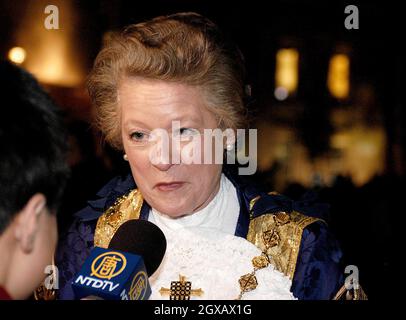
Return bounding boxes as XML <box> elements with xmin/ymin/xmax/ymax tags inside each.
<box><xmin>55</xmin><ymin>174</ymin><xmax>136</xmax><ymax>299</ymax></box>
<box><xmin>73</xmin><ymin>173</ymin><xmax>137</xmax><ymax>222</ymax></box>
<box><xmin>244</xmin><ymin>190</ymin><xmax>346</xmax><ymax>299</ymax></box>
<box><xmin>246</xmin><ymin>192</ymin><xmax>330</xmax><ymax>268</ymax></box>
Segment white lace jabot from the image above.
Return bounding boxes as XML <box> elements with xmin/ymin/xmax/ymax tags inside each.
<box><xmin>149</xmin><ymin>227</ymin><xmax>295</xmax><ymax>300</ymax></box>
<box><xmin>148</xmin><ymin>173</ymin><xmax>240</xmax><ymax>237</ymax></box>
<box><xmin>147</xmin><ymin>175</ymin><xmax>296</xmax><ymax>300</ymax></box>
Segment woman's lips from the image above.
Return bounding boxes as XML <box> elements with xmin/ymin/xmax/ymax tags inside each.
<box><xmin>155</xmin><ymin>182</ymin><xmax>185</xmax><ymax>192</ymax></box>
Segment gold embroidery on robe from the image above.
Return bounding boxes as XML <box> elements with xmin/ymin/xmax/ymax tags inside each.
<box><xmin>94</xmin><ymin>189</ymin><xmax>143</xmax><ymax>248</ymax></box>
<box><xmin>333</xmin><ymin>283</ymin><xmax>368</xmax><ymax>300</ymax></box>
<box><xmin>246</xmin><ymin>194</ymin><xmax>322</xmax><ymax>280</ymax></box>
<box><xmin>91</xmin><ymin>189</ymin><xmax>368</xmax><ymax>299</ymax></box>
<box><xmin>93</xmin><ymin>189</ymin><xmax>320</xmax><ymax>281</ymax></box>
<box><xmin>33</xmin><ymin>256</ymin><xmax>58</xmax><ymax>300</ymax></box>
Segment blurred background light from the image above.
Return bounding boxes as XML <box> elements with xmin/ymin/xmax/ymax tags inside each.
<box><xmin>328</xmin><ymin>53</ymin><xmax>350</xmax><ymax>99</ymax></box>
<box><xmin>8</xmin><ymin>46</ymin><xmax>26</xmax><ymax>64</ymax></box>
<box><xmin>275</xmin><ymin>48</ymin><xmax>299</xmax><ymax>94</ymax></box>
<box><xmin>274</xmin><ymin>86</ymin><xmax>289</xmax><ymax>101</ymax></box>
<box><xmin>13</xmin><ymin>0</ymin><xmax>84</xmax><ymax>87</ymax></box>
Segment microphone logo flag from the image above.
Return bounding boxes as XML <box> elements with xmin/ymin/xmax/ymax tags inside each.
<box><xmin>91</xmin><ymin>252</ymin><xmax>127</xmax><ymax>280</ymax></box>
<box><xmin>129</xmin><ymin>271</ymin><xmax>148</xmax><ymax>300</ymax></box>
<box><xmin>72</xmin><ymin>247</ymin><xmax>151</xmax><ymax>300</ymax></box>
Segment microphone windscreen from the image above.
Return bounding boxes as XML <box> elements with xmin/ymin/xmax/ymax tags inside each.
<box><xmin>108</xmin><ymin>220</ymin><xmax>166</xmax><ymax>277</ymax></box>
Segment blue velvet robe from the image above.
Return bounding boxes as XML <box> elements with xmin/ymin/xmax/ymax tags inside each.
<box><xmin>55</xmin><ymin>168</ymin><xmax>344</xmax><ymax>300</ymax></box>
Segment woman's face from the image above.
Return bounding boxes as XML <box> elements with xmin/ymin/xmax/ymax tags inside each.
<box><xmin>119</xmin><ymin>78</ymin><xmax>223</xmax><ymax>218</ymax></box>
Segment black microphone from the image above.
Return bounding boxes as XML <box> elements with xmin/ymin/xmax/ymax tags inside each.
<box><xmin>72</xmin><ymin>219</ymin><xmax>166</xmax><ymax>300</ymax></box>
<box><xmin>108</xmin><ymin>219</ymin><xmax>167</xmax><ymax>277</ymax></box>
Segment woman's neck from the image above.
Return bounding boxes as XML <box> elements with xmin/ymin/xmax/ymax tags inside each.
<box><xmin>149</xmin><ymin>174</ymin><xmax>240</xmax><ymax>235</ymax></box>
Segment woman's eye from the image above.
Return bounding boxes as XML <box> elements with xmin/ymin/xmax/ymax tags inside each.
<box><xmin>179</xmin><ymin>128</ymin><xmax>197</xmax><ymax>136</ymax></box>
<box><xmin>176</xmin><ymin>128</ymin><xmax>199</xmax><ymax>142</ymax></box>
<box><xmin>130</xmin><ymin>131</ymin><xmax>148</xmax><ymax>141</ymax></box>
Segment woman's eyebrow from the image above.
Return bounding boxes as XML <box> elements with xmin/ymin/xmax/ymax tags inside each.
<box><xmin>123</xmin><ymin>114</ymin><xmax>202</xmax><ymax>130</ymax></box>
<box><xmin>171</xmin><ymin>113</ymin><xmax>203</xmax><ymax>125</ymax></box>
<box><xmin>123</xmin><ymin>119</ymin><xmax>151</xmax><ymax>129</ymax></box>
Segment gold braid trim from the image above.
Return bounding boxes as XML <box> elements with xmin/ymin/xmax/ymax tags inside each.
<box><xmin>33</xmin><ymin>255</ymin><xmax>57</xmax><ymax>300</ymax></box>
<box><xmin>333</xmin><ymin>283</ymin><xmax>368</xmax><ymax>300</ymax></box>
<box><xmin>246</xmin><ymin>194</ymin><xmax>322</xmax><ymax>280</ymax></box>
<box><xmin>93</xmin><ymin>189</ymin><xmax>320</xmax><ymax>281</ymax></box>
<box><xmin>34</xmin><ymin>189</ymin><xmax>143</xmax><ymax>300</ymax></box>
<box><xmin>94</xmin><ymin>189</ymin><xmax>143</xmax><ymax>248</ymax></box>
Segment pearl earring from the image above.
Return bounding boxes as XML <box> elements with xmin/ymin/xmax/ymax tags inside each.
<box><xmin>123</xmin><ymin>154</ymin><xmax>128</xmax><ymax>161</ymax></box>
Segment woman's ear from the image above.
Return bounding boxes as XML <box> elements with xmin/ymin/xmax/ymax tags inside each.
<box><xmin>223</xmin><ymin>128</ymin><xmax>236</xmax><ymax>150</ymax></box>
<box><xmin>14</xmin><ymin>193</ymin><xmax>46</xmax><ymax>254</ymax></box>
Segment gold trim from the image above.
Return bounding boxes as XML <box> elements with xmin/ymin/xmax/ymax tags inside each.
<box><xmin>249</xmin><ymin>195</ymin><xmax>261</xmax><ymax>219</ymax></box>
<box><xmin>94</xmin><ymin>189</ymin><xmax>143</xmax><ymax>248</ymax></box>
<box><xmin>94</xmin><ymin>189</ymin><xmax>320</xmax><ymax>281</ymax></box>
<box><xmin>333</xmin><ymin>283</ymin><xmax>368</xmax><ymax>300</ymax></box>
<box><xmin>33</xmin><ymin>256</ymin><xmax>57</xmax><ymax>300</ymax></box>
<box><xmin>247</xmin><ymin>195</ymin><xmax>322</xmax><ymax>279</ymax></box>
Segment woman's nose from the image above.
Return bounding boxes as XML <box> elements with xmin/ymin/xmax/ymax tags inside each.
<box><xmin>150</xmin><ymin>138</ymin><xmax>176</xmax><ymax>171</ymax></box>
<box><xmin>153</xmin><ymin>161</ymin><xmax>174</xmax><ymax>172</ymax></box>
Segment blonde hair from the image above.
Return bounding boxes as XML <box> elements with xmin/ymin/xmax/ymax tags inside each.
<box><xmin>87</xmin><ymin>12</ymin><xmax>248</xmax><ymax>150</ymax></box>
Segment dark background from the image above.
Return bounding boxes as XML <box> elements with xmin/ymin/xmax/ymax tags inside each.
<box><xmin>1</xmin><ymin>0</ymin><xmax>402</xmax><ymax>299</ymax></box>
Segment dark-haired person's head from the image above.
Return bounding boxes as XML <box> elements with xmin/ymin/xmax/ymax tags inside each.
<box><xmin>0</xmin><ymin>60</ymin><xmax>69</xmax><ymax>299</ymax></box>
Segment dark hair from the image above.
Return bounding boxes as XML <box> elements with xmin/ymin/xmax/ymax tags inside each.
<box><xmin>0</xmin><ymin>61</ymin><xmax>70</xmax><ymax>233</ymax></box>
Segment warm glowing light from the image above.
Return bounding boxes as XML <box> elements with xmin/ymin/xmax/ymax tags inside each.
<box><xmin>330</xmin><ymin>126</ymin><xmax>386</xmax><ymax>186</ymax></box>
<box><xmin>14</xmin><ymin>0</ymin><xmax>84</xmax><ymax>87</ymax></box>
<box><xmin>256</xmin><ymin>120</ymin><xmax>386</xmax><ymax>190</ymax></box>
<box><xmin>275</xmin><ymin>49</ymin><xmax>299</xmax><ymax>93</ymax></box>
<box><xmin>8</xmin><ymin>47</ymin><xmax>26</xmax><ymax>64</ymax></box>
<box><xmin>328</xmin><ymin>54</ymin><xmax>350</xmax><ymax>99</ymax></box>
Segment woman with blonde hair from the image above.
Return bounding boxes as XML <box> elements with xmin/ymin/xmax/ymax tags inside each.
<box><xmin>55</xmin><ymin>12</ymin><xmax>355</xmax><ymax>300</ymax></box>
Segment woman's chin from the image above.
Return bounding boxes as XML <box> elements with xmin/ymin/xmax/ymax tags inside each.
<box><xmin>151</xmin><ymin>202</ymin><xmax>193</xmax><ymax>218</ymax></box>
